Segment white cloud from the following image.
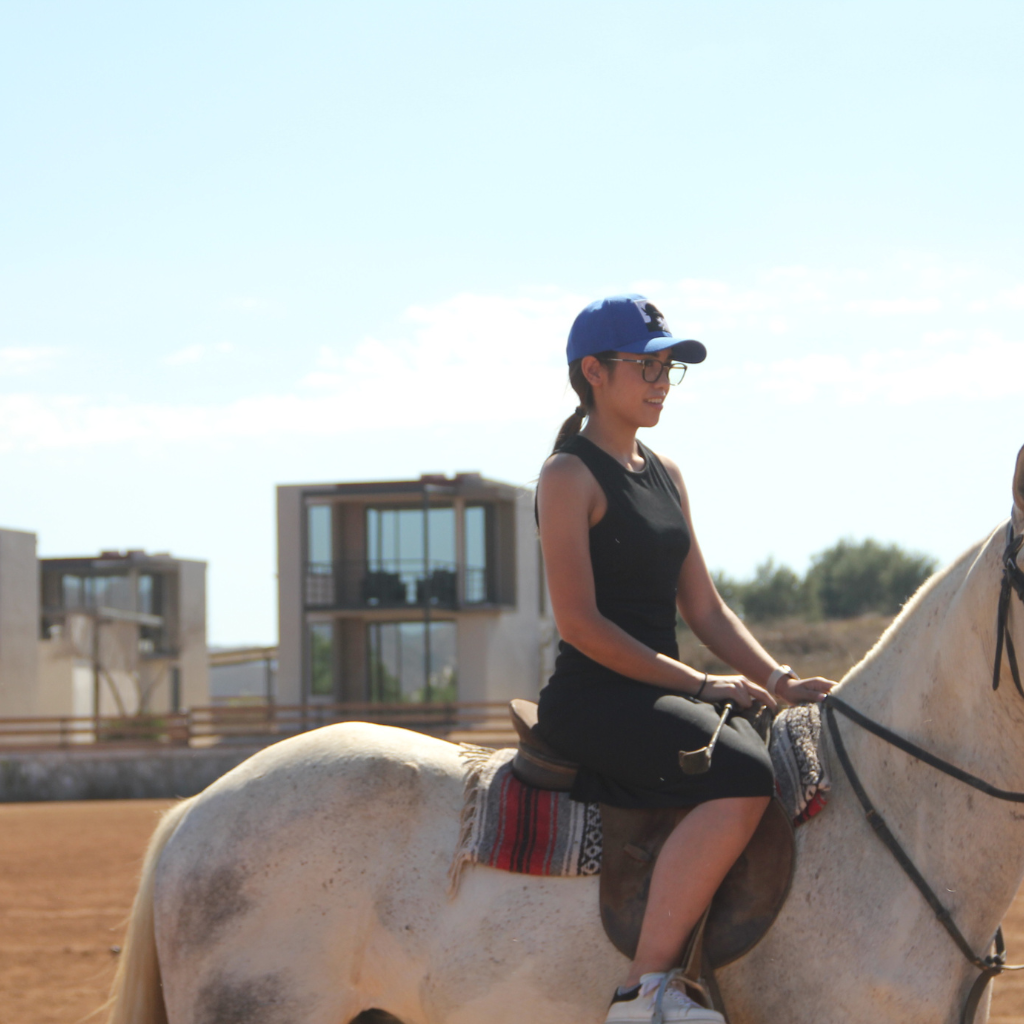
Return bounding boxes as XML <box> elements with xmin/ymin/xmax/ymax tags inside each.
<box><xmin>163</xmin><ymin>344</ymin><xmax>205</xmax><ymax>366</ymax></box>
<box><xmin>0</xmin><ymin>273</ymin><xmax>1020</xmax><ymax>452</ymax></box>
<box><xmin>162</xmin><ymin>342</ymin><xmax>235</xmax><ymax>365</ymax></box>
<box><xmin>0</xmin><ymin>291</ymin><xmax>588</xmax><ymax>450</ymax></box>
<box><xmin>843</xmin><ymin>298</ymin><xmax>943</xmax><ymax>315</ymax></box>
<box><xmin>998</xmin><ymin>285</ymin><xmax>1024</xmax><ymax>309</ymax></box>
<box><xmin>739</xmin><ymin>330</ymin><xmax>1024</xmax><ymax>405</ymax></box>
<box><xmin>0</xmin><ymin>346</ymin><xmax>58</xmax><ymax>374</ymax></box>
<box><xmin>222</xmin><ymin>296</ymin><xmax>279</xmax><ymax>314</ymax></box>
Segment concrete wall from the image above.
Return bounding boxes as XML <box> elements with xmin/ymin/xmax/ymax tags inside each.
<box><xmin>0</xmin><ymin>529</ymin><xmax>40</xmax><ymax>717</ymax></box>
<box><xmin>455</xmin><ymin>488</ymin><xmax>554</xmax><ymax>703</ymax></box>
<box><xmin>0</xmin><ymin>743</ymin><xmax>272</xmax><ymax>801</ymax></box>
<box><xmin>177</xmin><ymin>559</ymin><xmax>209</xmax><ymax>709</ymax></box>
<box><xmin>276</xmin><ymin>485</ymin><xmax>304</xmax><ymax>706</ymax></box>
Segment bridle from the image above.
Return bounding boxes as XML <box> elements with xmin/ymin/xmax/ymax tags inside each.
<box><xmin>824</xmin><ymin>521</ymin><xmax>1024</xmax><ymax>1024</ymax></box>
<box><xmin>994</xmin><ymin>522</ymin><xmax>1024</xmax><ymax>698</ymax></box>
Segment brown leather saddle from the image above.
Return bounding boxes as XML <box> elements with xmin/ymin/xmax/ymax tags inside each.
<box><xmin>509</xmin><ymin>698</ymin><xmax>795</xmax><ymax>969</ymax></box>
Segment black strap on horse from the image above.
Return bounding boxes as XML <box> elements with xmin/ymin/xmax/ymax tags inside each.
<box><xmin>993</xmin><ymin>522</ymin><xmax>1024</xmax><ymax>699</ymax></box>
<box><xmin>821</xmin><ymin>523</ymin><xmax>1024</xmax><ymax>1024</ymax></box>
<box><xmin>826</xmin><ymin>707</ymin><xmax>1024</xmax><ymax>1016</ymax></box>
<box><xmin>825</xmin><ymin>698</ymin><xmax>1023</xmax><ymax>1024</ymax></box>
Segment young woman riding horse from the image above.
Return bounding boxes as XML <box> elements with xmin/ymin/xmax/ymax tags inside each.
<box><xmin>535</xmin><ymin>294</ymin><xmax>836</xmax><ymax>1024</ymax></box>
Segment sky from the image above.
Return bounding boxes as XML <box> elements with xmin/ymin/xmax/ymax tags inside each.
<box><xmin>1</xmin><ymin>1</ymin><xmax>1022</xmax><ymax>646</ymax></box>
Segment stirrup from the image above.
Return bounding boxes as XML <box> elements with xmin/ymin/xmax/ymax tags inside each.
<box><xmin>672</xmin><ymin>909</ymin><xmax>727</xmax><ymax>1018</ymax></box>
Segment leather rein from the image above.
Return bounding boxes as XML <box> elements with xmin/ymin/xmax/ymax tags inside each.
<box><xmin>823</xmin><ymin>522</ymin><xmax>1024</xmax><ymax>1024</ymax></box>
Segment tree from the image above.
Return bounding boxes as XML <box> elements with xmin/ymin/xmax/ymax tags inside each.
<box><xmin>708</xmin><ymin>561</ymin><xmax>808</xmax><ymax>622</ymax></box>
<box><xmin>741</xmin><ymin>558</ymin><xmax>809</xmax><ymax>621</ymax></box>
<box><xmin>805</xmin><ymin>539</ymin><xmax>937</xmax><ymax>619</ymax></box>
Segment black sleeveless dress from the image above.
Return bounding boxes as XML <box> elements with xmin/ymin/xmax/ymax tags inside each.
<box><xmin>535</xmin><ymin>434</ymin><xmax>774</xmax><ymax>808</ymax></box>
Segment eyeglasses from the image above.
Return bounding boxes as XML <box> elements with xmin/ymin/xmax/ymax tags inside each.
<box><xmin>605</xmin><ymin>357</ymin><xmax>688</xmax><ymax>386</ymax></box>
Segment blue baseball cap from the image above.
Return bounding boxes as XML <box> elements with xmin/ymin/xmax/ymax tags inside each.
<box><xmin>566</xmin><ymin>294</ymin><xmax>706</xmax><ymax>366</ymax></box>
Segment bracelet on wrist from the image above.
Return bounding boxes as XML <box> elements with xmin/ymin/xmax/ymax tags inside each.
<box><xmin>695</xmin><ymin>672</ymin><xmax>709</xmax><ymax>699</ymax></box>
<box><xmin>766</xmin><ymin>664</ymin><xmax>797</xmax><ymax>696</ymax></box>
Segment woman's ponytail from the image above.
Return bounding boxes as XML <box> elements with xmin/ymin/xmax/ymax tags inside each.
<box><xmin>552</xmin><ymin>404</ymin><xmax>587</xmax><ymax>453</ymax></box>
<box><xmin>550</xmin><ymin>352</ymin><xmax>614</xmax><ymax>454</ymax></box>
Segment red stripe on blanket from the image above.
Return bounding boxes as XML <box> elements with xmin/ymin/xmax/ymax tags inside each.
<box><xmin>487</xmin><ymin>770</ymin><xmax>562</xmax><ymax>875</ymax></box>
<box><xmin>794</xmin><ymin>789</ymin><xmax>828</xmax><ymax>825</ymax></box>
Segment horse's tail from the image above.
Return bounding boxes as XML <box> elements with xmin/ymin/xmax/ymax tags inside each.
<box><xmin>105</xmin><ymin>797</ymin><xmax>195</xmax><ymax>1024</ymax></box>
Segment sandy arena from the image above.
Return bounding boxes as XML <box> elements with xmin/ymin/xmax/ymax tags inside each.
<box><xmin>2</xmin><ymin>799</ymin><xmax>1024</xmax><ymax>1024</ymax></box>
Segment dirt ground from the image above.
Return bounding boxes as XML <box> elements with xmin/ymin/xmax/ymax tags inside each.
<box><xmin>2</xmin><ymin>799</ymin><xmax>1024</xmax><ymax>1024</ymax></box>
<box><xmin>0</xmin><ymin>800</ymin><xmax>173</xmax><ymax>1024</ymax></box>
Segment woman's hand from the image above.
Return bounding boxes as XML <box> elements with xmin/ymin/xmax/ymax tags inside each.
<box><xmin>702</xmin><ymin>675</ymin><xmax>777</xmax><ymax>711</ymax></box>
<box><xmin>775</xmin><ymin>674</ymin><xmax>836</xmax><ymax>704</ymax></box>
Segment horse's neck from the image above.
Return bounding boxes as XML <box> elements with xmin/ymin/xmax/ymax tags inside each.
<box><xmin>841</xmin><ymin>524</ymin><xmax>1024</xmax><ymax>758</ymax></box>
<box><xmin>830</xmin><ymin>522</ymin><xmax>1024</xmax><ymax>944</ymax></box>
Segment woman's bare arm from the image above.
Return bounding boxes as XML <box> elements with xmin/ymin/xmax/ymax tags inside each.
<box><xmin>660</xmin><ymin>454</ymin><xmax>834</xmax><ymax>704</ymax></box>
<box><xmin>537</xmin><ymin>452</ymin><xmax>775</xmax><ymax>707</ymax></box>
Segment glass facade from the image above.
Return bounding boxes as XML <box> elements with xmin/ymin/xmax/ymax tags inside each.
<box><xmin>308</xmin><ymin>505</ymin><xmax>332</xmax><ymax>565</ymax></box>
<box><xmin>54</xmin><ymin>569</ymin><xmax>168</xmax><ymax>654</ymax></box>
<box><xmin>305</xmin><ymin>505</ymin><xmax>334</xmax><ymax>605</ymax></box>
<box><xmin>303</xmin><ymin>500</ymin><xmax>497</xmax><ymax>610</ymax></box>
<box><xmin>308</xmin><ymin>622</ymin><xmax>334</xmax><ymax>697</ymax></box>
<box><xmin>61</xmin><ymin>573</ymin><xmax>133</xmax><ymax>611</ymax></box>
<box><xmin>464</xmin><ymin>504</ymin><xmax>489</xmax><ymax>604</ymax></box>
<box><xmin>365</xmin><ymin>506</ymin><xmax>457</xmax><ymax>607</ymax></box>
<box><xmin>366</xmin><ymin>621</ymin><xmax>457</xmax><ymax>703</ymax></box>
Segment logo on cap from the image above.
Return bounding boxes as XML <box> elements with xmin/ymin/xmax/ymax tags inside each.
<box><xmin>633</xmin><ymin>299</ymin><xmax>669</xmax><ymax>333</ymax></box>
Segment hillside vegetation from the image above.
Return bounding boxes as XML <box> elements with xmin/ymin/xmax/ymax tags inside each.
<box><xmin>677</xmin><ymin>614</ymin><xmax>893</xmax><ymax>684</ymax></box>
<box><xmin>678</xmin><ymin>537</ymin><xmax>936</xmax><ymax>683</ymax></box>
<box><xmin>713</xmin><ymin>538</ymin><xmax>937</xmax><ymax>622</ymax></box>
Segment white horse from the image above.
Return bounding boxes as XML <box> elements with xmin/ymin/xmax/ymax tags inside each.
<box><xmin>109</xmin><ymin>446</ymin><xmax>1024</xmax><ymax>1024</ymax></box>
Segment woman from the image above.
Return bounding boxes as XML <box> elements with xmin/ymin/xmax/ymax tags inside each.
<box><xmin>535</xmin><ymin>294</ymin><xmax>834</xmax><ymax>1024</ymax></box>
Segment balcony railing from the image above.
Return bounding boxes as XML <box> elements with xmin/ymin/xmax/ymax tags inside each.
<box><xmin>304</xmin><ymin>560</ymin><xmax>490</xmax><ymax>610</ymax></box>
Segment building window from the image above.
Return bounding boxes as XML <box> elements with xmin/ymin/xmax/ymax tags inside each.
<box><xmin>138</xmin><ymin>574</ymin><xmax>163</xmax><ymax>616</ymax></box>
<box><xmin>308</xmin><ymin>505</ymin><xmax>332</xmax><ymax>564</ymax></box>
<box><xmin>61</xmin><ymin>573</ymin><xmax>133</xmax><ymax>611</ymax></box>
<box><xmin>464</xmin><ymin>504</ymin><xmax>491</xmax><ymax>604</ymax></box>
<box><xmin>308</xmin><ymin>622</ymin><xmax>334</xmax><ymax>698</ymax></box>
<box><xmin>306</xmin><ymin>505</ymin><xmax>334</xmax><ymax>606</ymax></box>
<box><xmin>364</xmin><ymin>506</ymin><xmax>456</xmax><ymax>608</ymax></box>
<box><xmin>366</xmin><ymin>621</ymin><xmax>457</xmax><ymax>703</ymax></box>
<box><xmin>170</xmin><ymin>666</ymin><xmax>181</xmax><ymax>712</ymax></box>
<box><xmin>62</xmin><ymin>574</ymin><xmax>82</xmax><ymax>608</ymax></box>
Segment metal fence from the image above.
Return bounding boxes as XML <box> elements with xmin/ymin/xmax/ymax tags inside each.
<box><xmin>0</xmin><ymin>700</ymin><xmax>514</xmax><ymax>751</ymax></box>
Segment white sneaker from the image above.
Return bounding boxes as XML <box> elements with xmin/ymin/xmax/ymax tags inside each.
<box><xmin>604</xmin><ymin>970</ymin><xmax>725</xmax><ymax>1024</ymax></box>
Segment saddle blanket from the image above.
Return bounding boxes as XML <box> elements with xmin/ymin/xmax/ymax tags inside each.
<box><xmin>769</xmin><ymin>703</ymin><xmax>831</xmax><ymax>824</ymax></box>
<box><xmin>447</xmin><ymin>745</ymin><xmax>603</xmax><ymax>893</ymax></box>
<box><xmin>448</xmin><ymin>704</ymin><xmax>829</xmax><ymax>893</ymax></box>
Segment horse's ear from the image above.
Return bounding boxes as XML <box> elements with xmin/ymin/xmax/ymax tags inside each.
<box><xmin>1014</xmin><ymin>444</ymin><xmax>1024</xmax><ymax>518</ymax></box>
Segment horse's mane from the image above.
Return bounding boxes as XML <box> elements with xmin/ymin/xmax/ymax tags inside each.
<box><xmin>836</xmin><ymin>527</ymin><xmax>998</xmax><ymax>689</ymax></box>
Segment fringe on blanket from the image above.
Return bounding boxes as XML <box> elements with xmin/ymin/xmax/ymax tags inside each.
<box><xmin>447</xmin><ymin>743</ymin><xmax>506</xmax><ymax>896</ymax></box>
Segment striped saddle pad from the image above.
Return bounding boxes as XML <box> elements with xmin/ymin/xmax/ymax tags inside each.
<box><xmin>448</xmin><ymin>746</ymin><xmax>602</xmax><ymax>893</ymax></box>
<box><xmin>447</xmin><ymin>704</ymin><xmax>829</xmax><ymax>893</ymax></box>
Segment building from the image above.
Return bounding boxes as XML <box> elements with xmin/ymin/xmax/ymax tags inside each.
<box><xmin>276</xmin><ymin>473</ymin><xmax>555</xmax><ymax>707</ymax></box>
<box><xmin>209</xmin><ymin>646</ymin><xmax>277</xmax><ymax>704</ymax></box>
<box><xmin>0</xmin><ymin>528</ymin><xmax>40</xmax><ymax>717</ymax></box>
<box><xmin>38</xmin><ymin>550</ymin><xmax>209</xmax><ymax>718</ymax></box>
<box><xmin>0</xmin><ymin>529</ymin><xmax>209</xmax><ymax>720</ymax></box>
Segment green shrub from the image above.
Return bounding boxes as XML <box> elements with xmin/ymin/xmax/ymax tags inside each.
<box><xmin>742</xmin><ymin>558</ymin><xmax>810</xmax><ymax>620</ymax></box>
<box><xmin>707</xmin><ymin>540</ymin><xmax>937</xmax><ymax>623</ymax></box>
<box><xmin>805</xmin><ymin>539</ymin><xmax>937</xmax><ymax>619</ymax></box>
